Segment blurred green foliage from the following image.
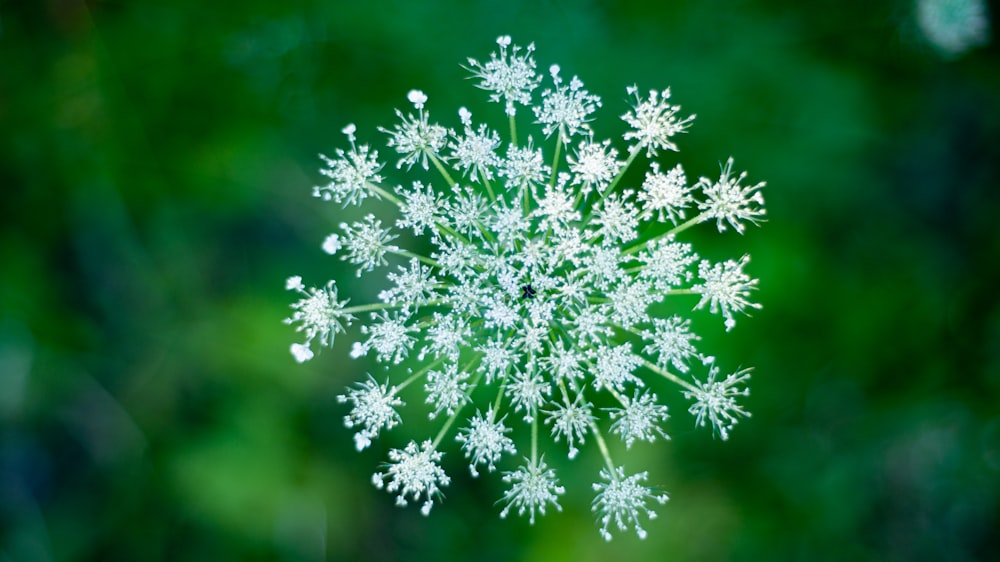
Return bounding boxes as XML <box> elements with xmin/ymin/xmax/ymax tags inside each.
<box><xmin>1</xmin><ymin>0</ymin><xmax>998</xmax><ymax>560</ymax></box>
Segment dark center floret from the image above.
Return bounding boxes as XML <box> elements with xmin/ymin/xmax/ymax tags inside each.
<box><xmin>520</xmin><ymin>284</ymin><xmax>536</xmax><ymax>300</ymax></box>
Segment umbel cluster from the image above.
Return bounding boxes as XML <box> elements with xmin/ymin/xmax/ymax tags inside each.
<box><xmin>286</xmin><ymin>36</ymin><xmax>765</xmax><ymax>540</ymax></box>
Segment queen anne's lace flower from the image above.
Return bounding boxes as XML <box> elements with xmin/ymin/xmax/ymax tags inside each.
<box><xmin>338</xmin><ymin>376</ymin><xmax>404</xmax><ymax>451</ymax></box>
<box><xmin>592</xmin><ymin>465</ymin><xmax>669</xmax><ymax>541</ymax></box>
<box><xmin>500</xmin><ymin>457</ymin><xmax>566</xmax><ymax>523</ymax></box>
<box><xmin>286</xmin><ymin>36</ymin><xmax>767</xmax><ymax>540</ymax></box>
<box><xmin>684</xmin><ymin>365</ymin><xmax>752</xmax><ymax>441</ymax></box>
<box><xmin>373</xmin><ymin>440</ymin><xmax>451</xmax><ymax>516</ymax></box>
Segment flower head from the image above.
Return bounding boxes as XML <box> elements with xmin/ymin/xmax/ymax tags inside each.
<box><xmin>287</xmin><ymin>36</ymin><xmax>766</xmax><ymax>538</ymax></box>
<box><xmin>592</xmin><ymin>465</ymin><xmax>669</xmax><ymax>541</ymax></box>
<box><xmin>684</xmin><ymin>365</ymin><xmax>752</xmax><ymax>441</ymax></box>
<box><xmin>373</xmin><ymin>440</ymin><xmax>451</xmax><ymax>516</ymax></box>
<box><xmin>466</xmin><ymin>35</ymin><xmax>540</xmax><ymax>116</ymax></box>
<box><xmin>500</xmin><ymin>457</ymin><xmax>566</xmax><ymax>524</ymax></box>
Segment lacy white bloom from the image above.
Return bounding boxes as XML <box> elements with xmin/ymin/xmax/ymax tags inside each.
<box><xmin>456</xmin><ymin>407</ymin><xmax>516</xmax><ymax>476</ymax></box>
<box><xmin>608</xmin><ymin>390</ymin><xmax>670</xmax><ymax>448</ymax></box>
<box><xmin>337</xmin><ymin>376</ymin><xmax>404</xmax><ymax>451</ymax></box>
<box><xmin>314</xmin><ymin>126</ymin><xmax>384</xmax><ymax>206</ymax></box>
<box><xmin>642</xmin><ymin>315</ymin><xmax>701</xmax><ymax>373</ymax></box>
<box><xmin>697</xmin><ymin>157</ymin><xmax>766</xmax><ymax>234</ymax></box>
<box><xmin>284</xmin><ymin>278</ymin><xmax>353</xmax><ymax>353</ymax></box>
<box><xmin>545</xmin><ymin>396</ymin><xmax>594</xmax><ymax>459</ymax></box>
<box><xmin>622</xmin><ymin>86</ymin><xmax>696</xmax><ymax>157</ymax></box>
<box><xmin>450</xmin><ymin>109</ymin><xmax>502</xmax><ymax>182</ymax></box>
<box><xmin>693</xmin><ymin>255</ymin><xmax>762</xmax><ymax>331</ymax></box>
<box><xmin>381</xmin><ymin>90</ymin><xmax>449</xmax><ymax>170</ymax></box>
<box><xmin>592</xmin><ymin>466</ymin><xmax>669</xmax><ymax>541</ymax></box>
<box><xmin>287</xmin><ymin>35</ymin><xmax>767</xmax><ymax>539</ymax></box>
<box><xmin>373</xmin><ymin>440</ymin><xmax>451</xmax><ymax>516</ymax></box>
<box><xmin>568</xmin><ymin>139</ymin><xmax>622</xmax><ymax>196</ymax></box>
<box><xmin>638</xmin><ymin>162</ymin><xmax>691</xmax><ymax>223</ymax></box>
<box><xmin>684</xmin><ymin>365</ymin><xmax>752</xmax><ymax>441</ymax></box>
<box><xmin>500</xmin><ymin>457</ymin><xmax>565</xmax><ymax>524</ymax></box>
<box><xmin>534</xmin><ymin>64</ymin><xmax>601</xmax><ymax>141</ymax></box>
<box><xmin>466</xmin><ymin>35</ymin><xmax>540</xmax><ymax>116</ymax></box>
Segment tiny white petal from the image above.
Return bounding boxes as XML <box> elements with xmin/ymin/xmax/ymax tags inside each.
<box><xmin>290</xmin><ymin>343</ymin><xmax>314</xmax><ymax>363</ymax></box>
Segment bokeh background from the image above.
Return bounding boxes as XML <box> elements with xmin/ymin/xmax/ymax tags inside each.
<box><xmin>2</xmin><ymin>0</ymin><xmax>998</xmax><ymax>560</ymax></box>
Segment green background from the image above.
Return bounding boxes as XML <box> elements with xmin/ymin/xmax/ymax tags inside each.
<box><xmin>2</xmin><ymin>0</ymin><xmax>998</xmax><ymax>560</ymax></box>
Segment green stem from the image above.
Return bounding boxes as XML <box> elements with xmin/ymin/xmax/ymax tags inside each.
<box><xmin>389</xmin><ymin>248</ymin><xmax>441</xmax><ymax>268</ymax></box>
<box><xmin>481</xmin><ymin>170</ymin><xmax>497</xmax><ymax>203</ymax></box>
<box><xmin>367</xmin><ymin>182</ymin><xmax>403</xmax><ymax>206</ymax></box>
<box><xmin>340</xmin><ymin>300</ymin><xmax>426</xmax><ymax>316</ymax></box>
<box><xmin>641</xmin><ymin>357</ymin><xmax>698</xmax><ymax>393</ymax></box>
<box><xmin>548</xmin><ymin>133</ymin><xmax>563</xmax><ymax>188</ymax></box>
<box><xmin>590</xmin><ymin>421</ymin><xmax>617</xmax><ymax>474</ymax></box>
<box><xmin>429</xmin><ymin>153</ymin><xmax>456</xmax><ymax>188</ymax></box>
<box><xmin>622</xmin><ymin>212</ymin><xmax>706</xmax><ymax>256</ymax></box>
<box><xmin>395</xmin><ymin>356</ymin><xmax>447</xmax><ymax>393</ymax></box>
<box><xmin>531</xmin><ymin>414</ymin><xmax>538</xmax><ymax>464</ymax></box>
<box><xmin>509</xmin><ymin>114</ymin><xmax>518</xmax><ymax>148</ymax></box>
<box><xmin>607</xmin><ymin>144</ymin><xmax>642</xmax><ymax>193</ymax></box>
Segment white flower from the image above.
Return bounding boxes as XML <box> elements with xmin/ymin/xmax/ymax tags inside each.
<box><xmin>289</xmin><ymin>35</ymin><xmax>767</xmax><ymax>539</ymax></box>
<box><xmin>693</xmin><ymin>255</ymin><xmax>761</xmax><ymax>331</ymax></box>
<box><xmin>642</xmin><ymin>315</ymin><xmax>701</xmax><ymax>373</ymax></box>
<box><xmin>284</xmin><ymin>279</ymin><xmax>353</xmax><ymax>356</ymax></box>
<box><xmin>456</xmin><ymin>407</ymin><xmax>516</xmax><ymax>476</ymax></box>
<box><xmin>593</xmin><ymin>191</ymin><xmax>639</xmax><ymax>246</ymax></box>
<box><xmin>338</xmin><ymin>376</ymin><xmax>404</xmax><ymax>451</ymax></box>
<box><xmin>638</xmin><ymin>162</ymin><xmax>692</xmax><ymax>223</ymax></box>
<box><xmin>360</xmin><ymin>311</ymin><xmax>415</xmax><ymax>365</ymax></box>
<box><xmin>568</xmin><ymin>139</ymin><xmax>622</xmax><ymax>196</ymax></box>
<box><xmin>465</xmin><ymin>36</ymin><xmax>540</xmax><ymax>116</ymax></box>
<box><xmin>314</xmin><ymin>135</ymin><xmax>385</xmax><ymax>207</ymax></box>
<box><xmin>338</xmin><ymin>214</ymin><xmax>399</xmax><ymax>277</ymax></box>
<box><xmin>450</xmin><ymin>111</ymin><xmax>502</xmax><ymax>182</ymax></box>
<box><xmin>498</xmin><ymin>138</ymin><xmax>549</xmax><ymax>193</ymax></box>
<box><xmin>380</xmin><ymin>93</ymin><xmax>448</xmax><ymax>170</ymax></box>
<box><xmin>373</xmin><ymin>440</ymin><xmax>451</xmax><ymax>516</ymax></box>
<box><xmin>424</xmin><ymin>363</ymin><xmax>470</xmax><ymax>419</ymax></box>
<box><xmin>506</xmin><ymin>369</ymin><xmax>551</xmax><ymax>422</ymax></box>
<box><xmin>321</xmin><ymin>233</ymin><xmax>342</xmax><ymax>255</ymax></box>
<box><xmin>697</xmin><ymin>157</ymin><xmax>766</xmax><ymax>234</ymax></box>
<box><xmin>544</xmin><ymin>396</ymin><xmax>594</xmax><ymax>459</ymax></box>
<box><xmin>591</xmin><ymin>343</ymin><xmax>642</xmax><ymax>393</ymax></box>
<box><xmin>500</xmin><ymin>457</ymin><xmax>565</xmax><ymax>524</ymax></box>
<box><xmin>592</xmin><ymin>465</ymin><xmax>669</xmax><ymax>541</ymax></box>
<box><xmin>290</xmin><ymin>343</ymin><xmax>313</xmax><ymax>363</ymax></box>
<box><xmin>622</xmin><ymin>86</ymin><xmax>695</xmax><ymax>157</ymax></box>
<box><xmin>608</xmin><ymin>390</ymin><xmax>670</xmax><ymax>448</ymax></box>
<box><xmin>684</xmin><ymin>365</ymin><xmax>751</xmax><ymax>441</ymax></box>
<box><xmin>638</xmin><ymin>238</ymin><xmax>697</xmax><ymax>291</ymax></box>
<box><xmin>533</xmin><ymin>64</ymin><xmax>601</xmax><ymax>141</ymax></box>
<box><xmin>285</xmin><ymin>275</ymin><xmax>304</xmax><ymax>291</ymax></box>
<box><xmin>378</xmin><ymin>258</ymin><xmax>438</xmax><ymax>311</ymax></box>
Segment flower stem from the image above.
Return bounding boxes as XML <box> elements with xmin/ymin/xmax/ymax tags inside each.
<box><xmin>622</xmin><ymin>212</ymin><xmax>706</xmax><ymax>256</ymax></box>
<box><xmin>389</xmin><ymin>248</ymin><xmax>441</xmax><ymax>268</ymax></box>
<box><xmin>396</xmin><ymin>356</ymin><xmax>447</xmax><ymax>392</ymax></box>
<box><xmin>549</xmin><ymin>133</ymin><xmax>563</xmax><ymax>188</ymax></box>
<box><xmin>641</xmin><ymin>357</ymin><xmax>697</xmax><ymax>393</ymax></box>
<box><xmin>590</xmin><ymin>421</ymin><xmax>617</xmax><ymax>474</ymax></box>
<box><xmin>429</xmin><ymin>153</ymin><xmax>456</xmax><ymax>188</ymax></box>
<box><xmin>607</xmin><ymin>144</ymin><xmax>642</xmax><ymax>193</ymax></box>
<box><xmin>368</xmin><ymin>182</ymin><xmax>403</xmax><ymax>206</ymax></box>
